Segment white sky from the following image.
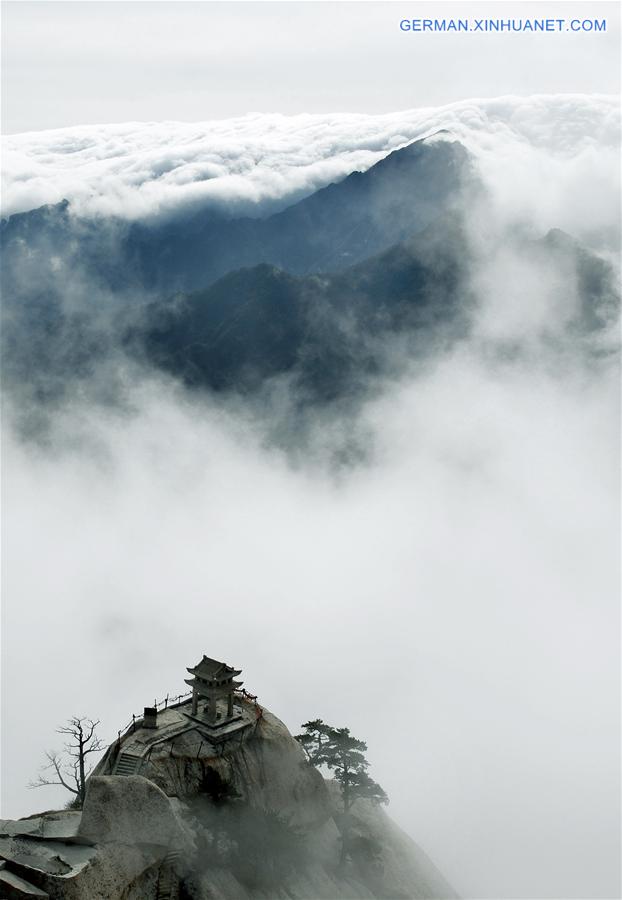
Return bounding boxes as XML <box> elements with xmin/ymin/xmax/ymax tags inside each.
<box><xmin>1</xmin><ymin>0</ymin><xmax>620</xmax><ymax>134</ymax></box>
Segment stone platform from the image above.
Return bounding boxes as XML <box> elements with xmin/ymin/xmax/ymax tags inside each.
<box><xmin>93</xmin><ymin>696</ymin><xmax>258</xmax><ymax>778</ymax></box>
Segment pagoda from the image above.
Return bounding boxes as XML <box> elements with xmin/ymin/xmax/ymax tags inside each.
<box><xmin>185</xmin><ymin>656</ymin><xmax>243</xmax><ymax>724</ymax></box>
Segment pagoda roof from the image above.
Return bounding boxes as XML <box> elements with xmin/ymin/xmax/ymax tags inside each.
<box><xmin>185</xmin><ymin>678</ymin><xmax>243</xmax><ymax>693</ymax></box>
<box><xmin>186</xmin><ymin>655</ymin><xmax>242</xmax><ymax>680</ymax></box>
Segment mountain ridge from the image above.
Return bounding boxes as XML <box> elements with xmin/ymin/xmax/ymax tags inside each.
<box><xmin>1</xmin><ymin>134</ymin><xmax>476</xmax><ymax>297</ymax></box>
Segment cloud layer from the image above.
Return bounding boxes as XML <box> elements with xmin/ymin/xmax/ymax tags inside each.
<box><xmin>3</xmin><ymin>94</ymin><xmax>619</xmax><ymax>239</ymax></box>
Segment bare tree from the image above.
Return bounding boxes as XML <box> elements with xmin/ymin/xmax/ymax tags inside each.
<box><xmin>29</xmin><ymin>716</ymin><xmax>105</xmax><ymax>806</ymax></box>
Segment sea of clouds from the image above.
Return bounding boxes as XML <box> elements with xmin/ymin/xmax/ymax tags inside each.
<box><xmin>3</xmin><ymin>94</ymin><xmax>620</xmax><ymax>238</ymax></box>
<box><xmin>2</xmin><ymin>95</ymin><xmax>620</xmax><ymax>899</ymax></box>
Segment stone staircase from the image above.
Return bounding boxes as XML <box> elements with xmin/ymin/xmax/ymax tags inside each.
<box><xmin>156</xmin><ymin>849</ymin><xmax>181</xmax><ymax>900</ymax></box>
<box><xmin>112</xmin><ymin>751</ymin><xmax>143</xmax><ymax>776</ymax></box>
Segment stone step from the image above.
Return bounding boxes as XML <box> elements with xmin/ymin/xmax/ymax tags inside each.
<box><xmin>113</xmin><ymin>752</ymin><xmax>142</xmax><ymax>776</ymax></box>
<box><xmin>155</xmin><ymin>850</ymin><xmax>181</xmax><ymax>900</ymax></box>
<box><xmin>121</xmin><ymin>739</ymin><xmax>143</xmax><ymax>754</ymax></box>
<box><xmin>156</xmin><ymin>869</ymin><xmax>178</xmax><ymax>900</ymax></box>
<box><xmin>0</xmin><ymin>867</ymin><xmax>50</xmax><ymax>898</ymax></box>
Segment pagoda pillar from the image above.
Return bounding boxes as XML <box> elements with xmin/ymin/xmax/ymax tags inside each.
<box><xmin>227</xmin><ymin>693</ymin><xmax>234</xmax><ymax>718</ymax></box>
<box><xmin>207</xmin><ymin>694</ymin><xmax>217</xmax><ymax>723</ymax></box>
<box><xmin>192</xmin><ymin>689</ymin><xmax>198</xmax><ymax>716</ymax></box>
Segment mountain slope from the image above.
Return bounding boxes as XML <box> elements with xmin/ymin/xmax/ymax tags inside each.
<box><xmin>137</xmin><ymin>219</ymin><xmax>617</xmax><ymax>405</ymax></box>
<box><xmin>127</xmin><ymin>133</ymin><xmax>474</xmax><ymax>292</ymax></box>
<box><xmin>138</xmin><ymin>215</ymin><xmax>472</xmax><ymax>400</ymax></box>
<box><xmin>1</xmin><ymin>135</ymin><xmax>475</xmax><ymax>299</ymax></box>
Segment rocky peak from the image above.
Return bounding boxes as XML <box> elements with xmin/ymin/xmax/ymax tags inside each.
<box><xmin>0</xmin><ymin>701</ymin><xmax>457</xmax><ymax>899</ymax></box>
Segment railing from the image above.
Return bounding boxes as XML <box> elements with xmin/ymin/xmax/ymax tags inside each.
<box><xmin>235</xmin><ymin>688</ymin><xmax>263</xmax><ymax>720</ymax></box>
<box><xmin>115</xmin><ymin>691</ymin><xmax>193</xmax><ymax>742</ymax></box>
<box><xmin>112</xmin><ymin>686</ymin><xmax>264</xmax><ymax>750</ymax></box>
<box><xmin>92</xmin><ymin>684</ymin><xmax>265</xmax><ymax>779</ymax></box>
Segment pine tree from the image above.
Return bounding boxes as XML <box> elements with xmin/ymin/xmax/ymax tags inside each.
<box><xmin>294</xmin><ymin>718</ymin><xmax>333</xmax><ymax>764</ymax></box>
<box><xmin>315</xmin><ymin>727</ymin><xmax>388</xmax><ymax>813</ymax></box>
<box><xmin>296</xmin><ymin>720</ymin><xmax>388</xmax><ymax>864</ymax></box>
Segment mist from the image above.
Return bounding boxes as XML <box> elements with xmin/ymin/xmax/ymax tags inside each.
<box><xmin>1</xmin><ymin>97</ymin><xmax>620</xmax><ymax>899</ymax></box>
<box><xmin>3</xmin><ymin>344</ymin><xmax>619</xmax><ymax>897</ymax></box>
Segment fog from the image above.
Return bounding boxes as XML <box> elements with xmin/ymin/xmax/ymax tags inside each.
<box><xmin>1</xmin><ymin>98</ymin><xmax>620</xmax><ymax>899</ymax></box>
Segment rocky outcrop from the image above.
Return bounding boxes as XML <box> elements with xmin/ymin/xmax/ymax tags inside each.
<box><xmin>145</xmin><ymin>709</ymin><xmax>331</xmax><ymax>830</ymax></box>
<box><xmin>0</xmin><ymin>704</ymin><xmax>457</xmax><ymax>899</ymax></box>
<box><xmin>78</xmin><ymin>776</ymin><xmax>191</xmax><ymax>851</ymax></box>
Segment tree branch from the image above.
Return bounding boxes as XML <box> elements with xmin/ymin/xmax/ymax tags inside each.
<box><xmin>28</xmin><ymin>751</ymin><xmax>79</xmax><ymax>796</ymax></box>
<box><xmin>31</xmin><ymin>716</ymin><xmax>104</xmax><ymax>803</ymax></box>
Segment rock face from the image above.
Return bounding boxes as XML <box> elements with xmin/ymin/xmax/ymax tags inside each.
<box><xmin>0</xmin><ymin>704</ymin><xmax>457</xmax><ymax>899</ymax></box>
<box><xmin>77</xmin><ymin>776</ymin><xmax>190</xmax><ymax>850</ymax></box>
<box><xmin>142</xmin><ymin>709</ymin><xmax>332</xmax><ymax>831</ymax></box>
